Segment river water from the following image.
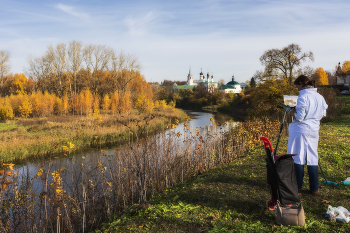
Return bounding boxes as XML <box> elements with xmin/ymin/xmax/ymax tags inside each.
<box><xmin>14</xmin><ymin>111</ymin><xmax>236</xmax><ymax>173</ymax></box>
<box><xmin>12</xmin><ymin>110</ymin><xmax>236</xmax><ymax>195</ymax></box>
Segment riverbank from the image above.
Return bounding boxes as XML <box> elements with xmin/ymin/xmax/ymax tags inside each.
<box><xmin>95</xmin><ymin>96</ymin><xmax>350</xmax><ymax>232</ymax></box>
<box><xmin>0</xmin><ymin>108</ymin><xmax>187</xmax><ymax>163</ymax></box>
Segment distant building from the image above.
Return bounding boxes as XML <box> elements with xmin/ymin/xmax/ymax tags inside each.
<box><xmin>172</xmin><ymin>68</ymin><xmax>218</xmax><ymax>92</ymax></box>
<box><xmin>219</xmin><ymin>75</ymin><xmax>243</xmax><ymax>93</ymax></box>
<box><xmin>336</xmin><ymin>62</ymin><xmax>350</xmax><ymax>86</ymax></box>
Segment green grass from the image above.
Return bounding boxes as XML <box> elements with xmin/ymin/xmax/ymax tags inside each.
<box><xmin>0</xmin><ymin>122</ymin><xmax>18</xmax><ymax>130</ymax></box>
<box><xmin>95</xmin><ymin>96</ymin><xmax>350</xmax><ymax>232</ymax></box>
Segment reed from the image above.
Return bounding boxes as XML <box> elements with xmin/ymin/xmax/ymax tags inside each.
<box><xmin>0</xmin><ymin>116</ymin><xmax>246</xmax><ymax>232</ymax></box>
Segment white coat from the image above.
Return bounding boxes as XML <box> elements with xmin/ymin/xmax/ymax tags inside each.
<box><xmin>287</xmin><ymin>88</ymin><xmax>328</xmax><ymax>166</ymax></box>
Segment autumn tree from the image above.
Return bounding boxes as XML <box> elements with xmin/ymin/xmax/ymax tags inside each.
<box><xmin>108</xmin><ymin>51</ymin><xmax>141</xmax><ymax>96</ymax></box>
<box><xmin>259</xmin><ymin>44</ymin><xmax>314</xmax><ymax>84</ymax></box>
<box><xmin>62</xmin><ymin>94</ymin><xmax>69</xmax><ymax>115</ymax></box>
<box><xmin>341</xmin><ymin>61</ymin><xmax>350</xmax><ymax>73</ymax></box>
<box><xmin>80</xmin><ymin>88</ymin><xmax>93</xmax><ymax>115</ymax></box>
<box><xmin>313</xmin><ymin>67</ymin><xmax>329</xmax><ymax>85</ymax></box>
<box><xmin>84</xmin><ymin>44</ymin><xmax>113</xmax><ymax>95</ymax></box>
<box><xmin>0</xmin><ymin>50</ymin><xmax>11</xmax><ymax>94</ymax></box>
<box><xmin>134</xmin><ymin>93</ymin><xmax>154</xmax><ymax>113</ymax></box>
<box><xmin>46</xmin><ymin>43</ymin><xmax>68</xmax><ymax>95</ymax></box>
<box><xmin>10</xmin><ymin>73</ymin><xmax>27</xmax><ymax>95</ymax></box>
<box><xmin>119</xmin><ymin>91</ymin><xmax>132</xmax><ymax>113</ymax></box>
<box><xmin>18</xmin><ymin>95</ymin><xmax>32</xmax><ymax>118</ymax></box>
<box><xmin>26</xmin><ymin>55</ymin><xmax>51</xmax><ymax>92</ymax></box>
<box><xmin>102</xmin><ymin>94</ymin><xmax>111</xmax><ymax>113</ymax></box>
<box><xmin>30</xmin><ymin>92</ymin><xmax>42</xmax><ymax>117</ymax></box>
<box><xmin>68</xmin><ymin>40</ymin><xmax>84</xmax><ymax>94</ymax></box>
<box><xmin>110</xmin><ymin>91</ymin><xmax>119</xmax><ymax>114</ymax></box>
<box><xmin>0</xmin><ymin>97</ymin><xmax>14</xmax><ymax>120</ymax></box>
<box><xmin>249</xmin><ymin>78</ymin><xmax>298</xmax><ymax>117</ymax></box>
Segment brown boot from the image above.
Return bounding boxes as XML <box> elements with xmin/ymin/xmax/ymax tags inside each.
<box><xmin>311</xmin><ymin>190</ymin><xmax>319</xmax><ymax>196</ymax></box>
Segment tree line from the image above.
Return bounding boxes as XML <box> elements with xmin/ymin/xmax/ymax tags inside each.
<box><xmin>0</xmin><ymin>41</ymin><xmax>142</xmax><ymax>98</ymax></box>
<box><xmin>252</xmin><ymin>43</ymin><xmax>349</xmax><ymax>86</ymax></box>
<box><xmin>0</xmin><ymin>41</ymin><xmax>167</xmax><ymax>119</ymax></box>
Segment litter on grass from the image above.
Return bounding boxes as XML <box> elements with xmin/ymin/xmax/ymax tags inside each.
<box><xmin>325</xmin><ymin>205</ymin><xmax>350</xmax><ymax>223</ymax></box>
<box><xmin>342</xmin><ymin>177</ymin><xmax>350</xmax><ymax>186</ymax></box>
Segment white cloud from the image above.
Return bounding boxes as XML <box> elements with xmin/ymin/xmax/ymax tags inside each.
<box><xmin>55</xmin><ymin>3</ymin><xmax>90</xmax><ymax>20</ymax></box>
<box><xmin>124</xmin><ymin>12</ymin><xmax>160</xmax><ymax>36</ymax></box>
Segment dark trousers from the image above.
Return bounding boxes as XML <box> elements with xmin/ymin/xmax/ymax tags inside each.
<box><xmin>294</xmin><ymin>163</ymin><xmax>319</xmax><ymax>192</ymax></box>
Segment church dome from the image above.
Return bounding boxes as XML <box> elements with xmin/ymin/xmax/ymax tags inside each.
<box><xmin>227</xmin><ymin>80</ymin><xmax>239</xmax><ymax>85</ymax></box>
<box><xmin>227</xmin><ymin>75</ymin><xmax>239</xmax><ymax>85</ymax></box>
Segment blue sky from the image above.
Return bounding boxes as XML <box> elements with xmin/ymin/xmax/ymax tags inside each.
<box><xmin>1</xmin><ymin>0</ymin><xmax>350</xmax><ymax>83</ymax></box>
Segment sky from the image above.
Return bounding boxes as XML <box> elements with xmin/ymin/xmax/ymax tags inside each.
<box><xmin>1</xmin><ymin>0</ymin><xmax>350</xmax><ymax>84</ymax></box>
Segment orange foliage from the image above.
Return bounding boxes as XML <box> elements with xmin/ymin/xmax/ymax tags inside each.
<box><xmin>119</xmin><ymin>92</ymin><xmax>132</xmax><ymax>113</ymax></box>
<box><xmin>313</xmin><ymin>67</ymin><xmax>329</xmax><ymax>85</ymax></box>
<box><xmin>10</xmin><ymin>73</ymin><xmax>27</xmax><ymax>95</ymax></box>
<box><xmin>102</xmin><ymin>94</ymin><xmax>111</xmax><ymax>113</ymax></box>
<box><xmin>30</xmin><ymin>92</ymin><xmax>42</xmax><ymax>117</ymax></box>
<box><xmin>1</xmin><ymin>68</ymin><xmax>156</xmax><ymax>118</ymax></box>
<box><xmin>62</xmin><ymin>95</ymin><xmax>69</xmax><ymax>115</ymax></box>
<box><xmin>80</xmin><ymin>89</ymin><xmax>93</xmax><ymax>115</ymax></box>
<box><xmin>110</xmin><ymin>92</ymin><xmax>119</xmax><ymax>114</ymax></box>
<box><xmin>93</xmin><ymin>94</ymin><xmax>100</xmax><ymax>111</ymax></box>
<box><xmin>342</xmin><ymin>61</ymin><xmax>350</xmax><ymax>73</ymax></box>
<box><xmin>18</xmin><ymin>95</ymin><xmax>32</xmax><ymax>118</ymax></box>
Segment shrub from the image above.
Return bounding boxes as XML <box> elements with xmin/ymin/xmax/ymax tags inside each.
<box><xmin>18</xmin><ymin>95</ymin><xmax>32</xmax><ymax>118</ymax></box>
<box><xmin>0</xmin><ymin>98</ymin><xmax>14</xmax><ymax>120</ymax></box>
<box><xmin>318</xmin><ymin>87</ymin><xmax>345</xmax><ymax>122</ymax></box>
<box><xmin>134</xmin><ymin>93</ymin><xmax>154</xmax><ymax>113</ymax></box>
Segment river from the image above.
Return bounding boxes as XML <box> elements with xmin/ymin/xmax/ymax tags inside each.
<box><xmin>14</xmin><ymin>111</ymin><xmax>236</xmax><ymax>189</ymax></box>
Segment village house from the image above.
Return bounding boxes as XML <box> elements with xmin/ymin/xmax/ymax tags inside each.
<box><xmin>336</xmin><ymin>62</ymin><xmax>350</xmax><ymax>86</ymax></box>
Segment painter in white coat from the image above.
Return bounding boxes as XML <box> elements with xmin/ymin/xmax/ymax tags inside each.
<box><xmin>287</xmin><ymin>87</ymin><xmax>328</xmax><ymax>166</ymax></box>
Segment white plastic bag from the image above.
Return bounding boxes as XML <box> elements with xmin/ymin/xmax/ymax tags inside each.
<box><xmin>326</xmin><ymin>205</ymin><xmax>350</xmax><ymax>223</ymax></box>
<box><xmin>337</xmin><ymin>206</ymin><xmax>350</xmax><ymax>218</ymax></box>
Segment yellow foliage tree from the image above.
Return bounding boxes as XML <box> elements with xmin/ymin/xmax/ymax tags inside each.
<box><xmin>8</xmin><ymin>94</ymin><xmax>22</xmax><ymax>116</ymax></box>
<box><xmin>157</xmin><ymin>100</ymin><xmax>168</xmax><ymax>110</ymax></box>
<box><xmin>80</xmin><ymin>89</ymin><xmax>93</xmax><ymax>115</ymax></box>
<box><xmin>313</xmin><ymin>67</ymin><xmax>329</xmax><ymax>85</ymax></box>
<box><xmin>119</xmin><ymin>91</ymin><xmax>132</xmax><ymax>113</ymax></box>
<box><xmin>93</xmin><ymin>94</ymin><xmax>100</xmax><ymax>111</ymax></box>
<box><xmin>342</xmin><ymin>61</ymin><xmax>350</xmax><ymax>73</ymax></box>
<box><xmin>54</xmin><ymin>96</ymin><xmax>63</xmax><ymax>115</ymax></box>
<box><xmin>62</xmin><ymin>94</ymin><xmax>69</xmax><ymax>115</ymax></box>
<box><xmin>70</xmin><ymin>93</ymin><xmax>82</xmax><ymax>115</ymax></box>
<box><xmin>18</xmin><ymin>95</ymin><xmax>32</xmax><ymax>118</ymax></box>
<box><xmin>249</xmin><ymin>78</ymin><xmax>297</xmax><ymax>117</ymax></box>
<box><xmin>30</xmin><ymin>92</ymin><xmax>42</xmax><ymax>117</ymax></box>
<box><xmin>42</xmin><ymin>91</ymin><xmax>55</xmax><ymax>116</ymax></box>
<box><xmin>0</xmin><ymin>97</ymin><xmax>14</xmax><ymax>120</ymax></box>
<box><xmin>102</xmin><ymin>94</ymin><xmax>111</xmax><ymax>113</ymax></box>
<box><xmin>110</xmin><ymin>92</ymin><xmax>119</xmax><ymax>114</ymax></box>
<box><xmin>9</xmin><ymin>73</ymin><xmax>27</xmax><ymax>95</ymax></box>
<box><xmin>134</xmin><ymin>93</ymin><xmax>154</xmax><ymax>113</ymax></box>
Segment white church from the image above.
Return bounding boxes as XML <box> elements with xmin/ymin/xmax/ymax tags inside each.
<box><xmin>172</xmin><ymin>68</ymin><xmax>218</xmax><ymax>92</ymax></box>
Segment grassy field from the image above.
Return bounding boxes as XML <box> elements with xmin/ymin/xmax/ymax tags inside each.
<box><xmin>95</xmin><ymin>95</ymin><xmax>350</xmax><ymax>232</ymax></box>
<box><xmin>0</xmin><ymin>108</ymin><xmax>186</xmax><ymax>163</ymax></box>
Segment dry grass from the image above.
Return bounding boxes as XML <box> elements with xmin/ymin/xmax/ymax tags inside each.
<box><xmin>0</xmin><ymin>108</ymin><xmax>186</xmax><ymax>162</ymax></box>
